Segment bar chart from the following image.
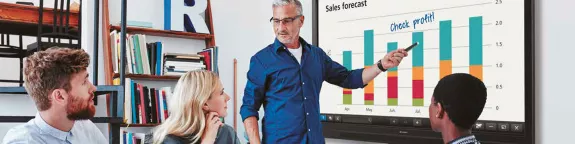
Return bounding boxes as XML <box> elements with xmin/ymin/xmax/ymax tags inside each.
<box><xmin>338</xmin><ymin>16</ymin><xmax>484</xmax><ymax>107</ymax></box>
<box><xmin>319</xmin><ymin>0</ymin><xmax>526</xmax><ymax>122</ymax></box>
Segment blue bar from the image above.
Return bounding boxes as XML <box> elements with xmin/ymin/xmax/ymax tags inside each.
<box><xmin>440</xmin><ymin>20</ymin><xmax>452</xmax><ymax>61</ymax></box>
<box><xmin>470</xmin><ymin>16</ymin><xmax>483</xmax><ymax>65</ymax></box>
<box><xmin>387</xmin><ymin>42</ymin><xmax>398</xmax><ymax>71</ymax></box>
<box><xmin>412</xmin><ymin>32</ymin><xmax>424</xmax><ymax>67</ymax></box>
<box><xmin>364</xmin><ymin>30</ymin><xmax>374</xmax><ymax>66</ymax></box>
<box><xmin>343</xmin><ymin>51</ymin><xmax>352</xmax><ymax>70</ymax></box>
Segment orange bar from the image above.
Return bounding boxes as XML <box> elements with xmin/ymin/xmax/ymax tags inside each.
<box><xmin>440</xmin><ymin>60</ymin><xmax>452</xmax><ymax>79</ymax></box>
<box><xmin>470</xmin><ymin>65</ymin><xmax>483</xmax><ymax>81</ymax></box>
<box><xmin>363</xmin><ymin>66</ymin><xmax>375</xmax><ymax>93</ymax></box>
<box><xmin>365</xmin><ymin>81</ymin><xmax>374</xmax><ymax>93</ymax></box>
<box><xmin>387</xmin><ymin>71</ymin><xmax>398</xmax><ymax>77</ymax></box>
<box><xmin>412</xmin><ymin>67</ymin><xmax>424</xmax><ymax>80</ymax></box>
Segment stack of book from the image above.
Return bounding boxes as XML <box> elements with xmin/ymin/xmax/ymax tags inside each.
<box><xmin>197</xmin><ymin>47</ymin><xmax>219</xmax><ymax>74</ymax></box>
<box><xmin>163</xmin><ymin>53</ymin><xmax>206</xmax><ymax>76</ymax></box>
<box><xmin>111</xmin><ymin>31</ymin><xmax>218</xmax><ymax>76</ymax></box>
<box><xmin>123</xmin><ymin>78</ymin><xmax>172</xmax><ymax>125</ymax></box>
<box><xmin>110</xmin><ymin>31</ymin><xmax>163</xmax><ymax>75</ymax></box>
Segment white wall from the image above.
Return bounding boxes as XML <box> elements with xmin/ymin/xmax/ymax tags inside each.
<box><xmin>535</xmin><ymin>0</ymin><xmax>575</xmax><ymax>143</ymax></box>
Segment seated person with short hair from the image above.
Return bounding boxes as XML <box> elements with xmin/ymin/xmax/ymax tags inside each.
<box><xmin>2</xmin><ymin>47</ymin><xmax>107</xmax><ymax>144</ymax></box>
<box><xmin>429</xmin><ymin>73</ymin><xmax>487</xmax><ymax>144</ymax></box>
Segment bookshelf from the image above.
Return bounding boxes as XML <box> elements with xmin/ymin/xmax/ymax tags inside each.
<box><xmin>101</xmin><ymin>0</ymin><xmax>218</xmax><ymax>138</ymax></box>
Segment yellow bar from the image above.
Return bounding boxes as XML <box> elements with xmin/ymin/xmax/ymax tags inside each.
<box><xmin>412</xmin><ymin>67</ymin><xmax>424</xmax><ymax>80</ymax></box>
<box><xmin>470</xmin><ymin>65</ymin><xmax>483</xmax><ymax>81</ymax></box>
<box><xmin>440</xmin><ymin>60</ymin><xmax>452</xmax><ymax>79</ymax></box>
<box><xmin>387</xmin><ymin>71</ymin><xmax>398</xmax><ymax>77</ymax></box>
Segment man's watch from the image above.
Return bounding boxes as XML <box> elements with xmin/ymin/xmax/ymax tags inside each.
<box><xmin>377</xmin><ymin>60</ymin><xmax>387</xmax><ymax>72</ymax></box>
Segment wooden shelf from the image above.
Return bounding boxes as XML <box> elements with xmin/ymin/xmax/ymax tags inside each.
<box><xmin>110</xmin><ymin>25</ymin><xmax>212</xmax><ymax>40</ymax></box>
<box><xmin>0</xmin><ymin>2</ymin><xmax>79</xmax><ymax>26</ymax></box>
<box><xmin>0</xmin><ymin>2</ymin><xmax>79</xmax><ymax>36</ymax></box>
<box><xmin>120</xmin><ymin>123</ymin><xmax>159</xmax><ymax>127</ymax></box>
<box><xmin>114</xmin><ymin>73</ymin><xmax>180</xmax><ymax>80</ymax></box>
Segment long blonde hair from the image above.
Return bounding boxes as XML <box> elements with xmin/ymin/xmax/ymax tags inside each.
<box><xmin>152</xmin><ymin>70</ymin><xmax>220</xmax><ymax>144</ymax></box>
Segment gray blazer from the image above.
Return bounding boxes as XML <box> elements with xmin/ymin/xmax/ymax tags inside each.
<box><xmin>155</xmin><ymin>124</ymin><xmax>240</xmax><ymax>144</ymax></box>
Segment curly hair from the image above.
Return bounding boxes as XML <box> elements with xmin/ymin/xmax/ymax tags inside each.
<box><xmin>24</xmin><ymin>47</ymin><xmax>90</xmax><ymax>111</ymax></box>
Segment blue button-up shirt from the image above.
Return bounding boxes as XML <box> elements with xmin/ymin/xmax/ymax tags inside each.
<box><xmin>240</xmin><ymin>37</ymin><xmax>366</xmax><ymax>143</ymax></box>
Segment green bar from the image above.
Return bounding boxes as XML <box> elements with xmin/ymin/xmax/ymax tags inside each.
<box><xmin>440</xmin><ymin>20</ymin><xmax>452</xmax><ymax>61</ymax></box>
<box><xmin>343</xmin><ymin>94</ymin><xmax>352</xmax><ymax>105</ymax></box>
<box><xmin>412</xmin><ymin>32</ymin><xmax>424</xmax><ymax>67</ymax></box>
<box><xmin>387</xmin><ymin>42</ymin><xmax>398</xmax><ymax>71</ymax></box>
<box><xmin>388</xmin><ymin>98</ymin><xmax>398</xmax><ymax>106</ymax></box>
<box><xmin>413</xmin><ymin>98</ymin><xmax>424</xmax><ymax>106</ymax></box>
<box><xmin>365</xmin><ymin>100</ymin><xmax>374</xmax><ymax>105</ymax></box>
<box><xmin>343</xmin><ymin>51</ymin><xmax>352</xmax><ymax>70</ymax></box>
<box><xmin>364</xmin><ymin>30</ymin><xmax>374</xmax><ymax>66</ymax></box>
<box><xmin>470</xmin><ymin>16</ymin><xmax>483</xmax><ymax>65</ymax></box>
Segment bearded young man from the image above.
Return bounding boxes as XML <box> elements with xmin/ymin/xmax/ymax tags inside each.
<box><xmin>2</xmin><ymin>48</ymin><xmax>107</xmax><ymax>144</ymax></box>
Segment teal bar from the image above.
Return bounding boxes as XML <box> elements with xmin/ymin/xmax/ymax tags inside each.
<box><xmin>470</xmin><ymin>16</ymin><xmax>483</xmax><ymax>65</ymax></box>
<box><xmin>440</xmin><ymin>20</ymin><xmax>452</xmax><ymax>61</ymax></box>
<box><xmin>412</xmin><ymin>32</ymin><xmax>424</xmax><ymax>67</ymax></box>
<box><xmin>387</xmin><ymin>42</ymin><xmax>398</xmax><ymax>71</ymax></box>
<box><xmin>364</xmin><ymin>30</ymin><xmax>374</xmax><ymax>66</ymax></box>
<box><xmin>343</xmin><ymin>51</ymin><xmax>352</xmax><ymax>70</ymax></box>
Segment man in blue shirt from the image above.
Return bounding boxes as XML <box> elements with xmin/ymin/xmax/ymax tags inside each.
<box><xmin>2</xmin><ymin>48</ymin><xmax>107</xmax><ymax>144</ymax></box>
<box><xmin>240</xmin><ymin>0</ymin><xmax>408</xmax><ymax>143</ymax></box>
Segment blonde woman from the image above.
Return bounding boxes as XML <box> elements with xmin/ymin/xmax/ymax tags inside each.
<box><xmin>151</xmin><ymin>70</ymin><xmax>239</xmax><ymax>144</ymax></box>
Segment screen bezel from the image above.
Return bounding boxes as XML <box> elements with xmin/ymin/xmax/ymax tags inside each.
<box><xmin>312</xmin><ymin>0</ymin><xmax>535</xmax><ymax>143</ymax></box>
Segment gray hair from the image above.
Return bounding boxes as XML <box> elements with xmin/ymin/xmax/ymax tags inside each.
<box><xmin>272</xmin><ymin>0</ymin><xmax>303</xmax><ymax>15</ymax></box>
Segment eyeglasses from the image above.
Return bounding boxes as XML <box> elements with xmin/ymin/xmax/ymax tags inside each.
<box><xmin>270</xmin><ymin>15</ymin><xmax>302</xmax><ymax>25</ymax></box>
